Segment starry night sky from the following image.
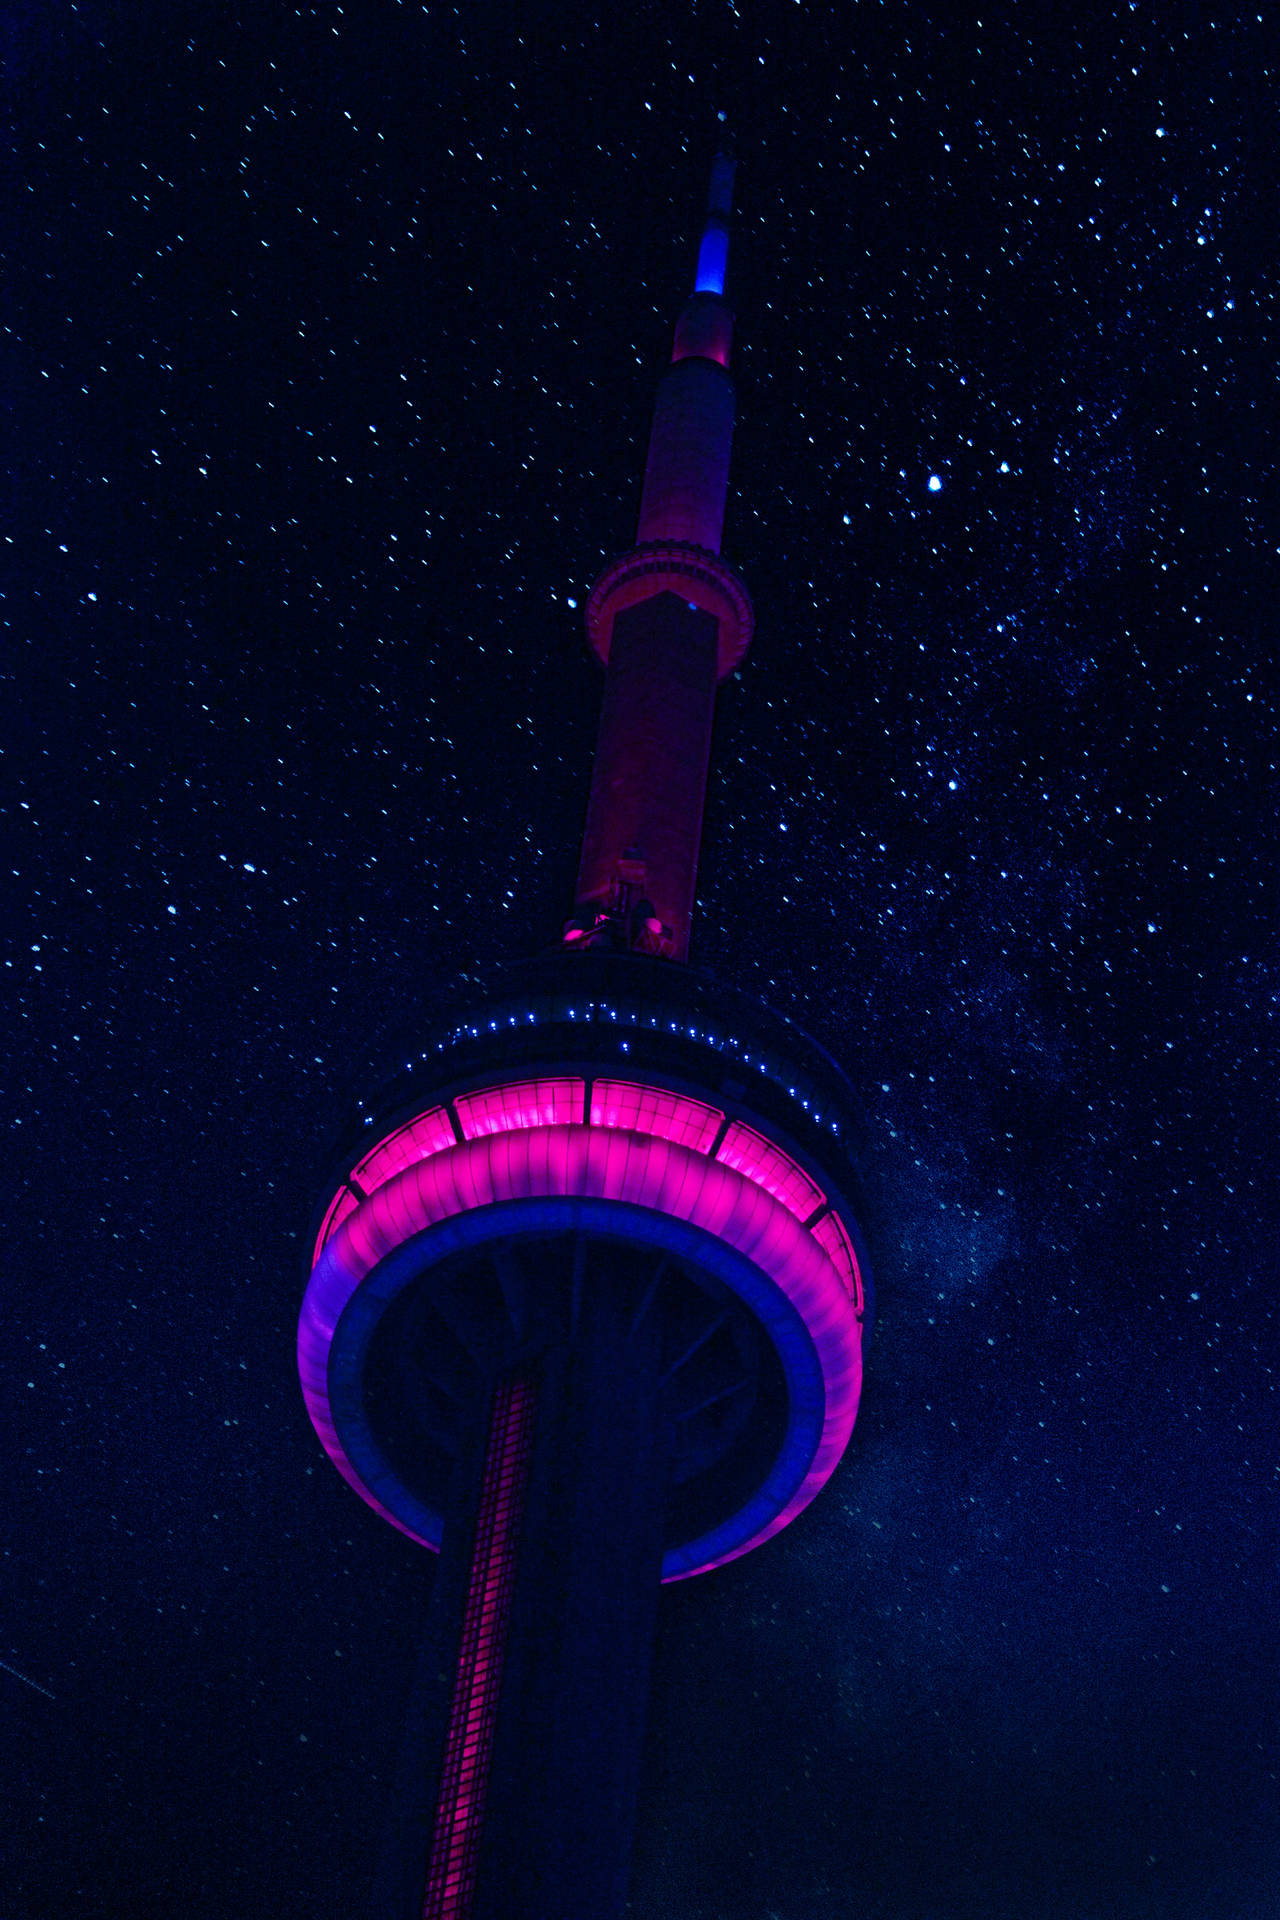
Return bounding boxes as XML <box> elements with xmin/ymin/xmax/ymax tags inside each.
<box><xmin>8</xmin><ymin>5</ymin><xmax>1278</xmax><ymax>1916</ymax></box>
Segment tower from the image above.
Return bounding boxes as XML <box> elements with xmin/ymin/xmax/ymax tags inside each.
<box><xmin>298</xmin><ymin>127</ymin><xmax>871</xmax><ymax>1920</ymax></box>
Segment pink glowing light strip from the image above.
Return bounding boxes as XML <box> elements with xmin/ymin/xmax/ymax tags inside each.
<box><xmin>421</xmin><ymin>1375</ymin><xmax>537</xmax><ymax>1920</ymax></box>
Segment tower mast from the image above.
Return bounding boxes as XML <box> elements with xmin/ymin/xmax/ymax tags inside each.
<box><xmin>569</xmin><ymin>123</ymin><xmax>753</xmax><ymax>963</ymax></box>
<box><xmin>299</xmin><ymin>128</ymin><xmax>871</xmax><ymax>1920</ymax></box>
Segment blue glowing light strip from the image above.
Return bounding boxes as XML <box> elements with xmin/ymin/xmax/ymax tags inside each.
<box><xmin>694</xmin><ymin>225</ymin><xmax>728</xmax><ymax>295</ymax></box>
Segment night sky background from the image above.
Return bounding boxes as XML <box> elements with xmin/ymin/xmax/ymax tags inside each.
<box><xmin>8</xmin><ymin>4</ymin><xmax>1278</xmax><ymax>1916</ymax></box>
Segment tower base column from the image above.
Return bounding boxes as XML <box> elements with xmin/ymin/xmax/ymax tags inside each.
<box><xmin>474</xmin><ymin>1266</ymin><xmax>671</xmax><ymax>1920</ymax></box>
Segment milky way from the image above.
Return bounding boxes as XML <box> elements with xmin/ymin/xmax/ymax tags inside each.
<box><xmin>8</xmin><ymin>8</ymin><xmax>1277</xmax><ymax>1916</ymax></box>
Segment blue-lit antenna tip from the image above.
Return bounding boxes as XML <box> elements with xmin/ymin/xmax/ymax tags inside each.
<box><xmin>691</xmin><ymin>125</ymin><xmax>734</xmax><ymax>295</ymax></box>
<box><xmin>695</xmin><ymin>228</ymin><xmax>729</xmax><ymax>296</ymax></box>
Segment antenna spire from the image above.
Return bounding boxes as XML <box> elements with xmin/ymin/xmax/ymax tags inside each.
<box><xmin>693</xmin><ymin>115</ymin><xmax>735</xmax><ymax>295</ymax></box>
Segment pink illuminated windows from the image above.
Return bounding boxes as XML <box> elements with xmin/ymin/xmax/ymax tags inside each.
<box><xmin>811</xmin><ymin>1210</ymin><xmax>863</xmax><ymax>1312</ymax></box>
<box><xmin>313</xmin><ymin>1107</ymin><xmax>457</xmax><ymax>1263</ymax></box>
<box><xmin>590</xmin><ymin>1079</ymin><xmax>722</xmax><ymax>1153</ymax></box>
<box><xmin>352</xmin><ymin>1106</ymin><xmax>456</xmax><ymax>1190</ymax></box>
<box><xmin>716</xmin><ymin>1119</ymin><xmax>824</xmax><ymax>1222</ymax></box>
<box><xmin>454</xmin><ymin>1077</ymin><xmax>584</xmax><ymax>1139</ymax></box>
<box><xmin>313</xmin><ymin>1184</ymin><xmax>360</xmax><ymax>1263</ymax></box>
<box><xmin>315</xmin><ymin>1075</ymin><xmax>859</xmax><ymax>1317</ymax></box>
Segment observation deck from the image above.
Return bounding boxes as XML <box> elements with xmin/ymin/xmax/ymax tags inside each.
<box><xmin>299</xmin><ymin>954</ymin><xmax>871</xmax><ymax>1581</ymax></box>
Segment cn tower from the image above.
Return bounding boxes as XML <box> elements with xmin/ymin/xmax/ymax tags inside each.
<box><xmin>298</xmin><ymin>125</ymin><xmax>872</xmax><ymax>1920</ymax></box>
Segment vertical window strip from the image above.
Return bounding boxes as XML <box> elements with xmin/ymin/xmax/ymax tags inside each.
<box><xmin>421</xmin><ymin>1375</ymin><xmax>537</xmax><ymax>1919</ymax></box>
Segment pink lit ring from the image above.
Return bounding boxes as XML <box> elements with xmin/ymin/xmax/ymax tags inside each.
<box><xmin>299</xmin><ymin>1124</ymin><xmax>864</xmax><ymax>1579</ymax></box>
<box><xmin>584</xmin><ymin>542</ymin><xmax>754</xmax><ymax>681</ymax></box>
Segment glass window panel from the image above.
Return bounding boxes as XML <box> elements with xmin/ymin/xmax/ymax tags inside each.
<box><xmin>716</xmin><ymin>1120</ymin><xmax>825</xmax><ymax>1220</ymax></box>
<box><xmin>352</xmin><ymin>1106</ymin><xmax>456</xmax><ymax>1191</ymax></box>
<box><xmin>590</xmin><ymin>1079</ymin><xmax>722</xmax><ymax>1153</ymax></box>
<box><xmin>811</xmin><ymin>1209</ymin><xmax>863</xmax><ymax>1310</ymax></box>
<box><xmin>454</xmin><ymin>1077</ymin><xmax>584</xmax><ymax>1138</ymax></box>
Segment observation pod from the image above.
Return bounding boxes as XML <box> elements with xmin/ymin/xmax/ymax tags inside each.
<box><xmin>300</xmin><ymin>956</ymin><xmax>871</xmax><ymax>1585</ymax></box>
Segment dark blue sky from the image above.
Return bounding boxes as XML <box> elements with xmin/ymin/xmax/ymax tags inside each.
<box><xmin>7</xmin><ymin>5</ymin><xmax>1277</xmax><ymax>1916</ymax></box>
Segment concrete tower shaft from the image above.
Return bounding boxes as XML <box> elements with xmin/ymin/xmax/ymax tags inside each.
<box><xmin>636</xmin><ymin>327</ymin><xmax>735</xmax><ymax>549</ymax></box>
<box><xmin>571</xmin><ymin>133</ymin><xmax>753</xmax><ymax>963</ymax></box>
